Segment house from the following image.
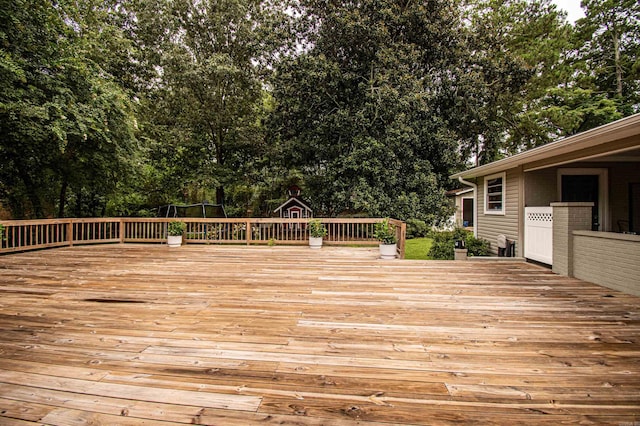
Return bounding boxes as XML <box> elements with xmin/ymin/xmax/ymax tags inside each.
<box><xmin>273</xmin><ymin>185</ymin><xmax>313</xmax><ymax>219</ymax></box>
<box><xmin>451</xmin><ymin>113</ymin><xmax>640</xmax><ymax>296</ymax></box>
<box><xmin>446</xmin><ymin>188</ymin><xmax>475</xmax><ymax>229</ymax></box>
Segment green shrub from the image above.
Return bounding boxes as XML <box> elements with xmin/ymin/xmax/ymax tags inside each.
<box><xmin>308</xmin><ymin>219</ymin><xmax>328</xmax><ymax>238</ymax></box>
<box><xmin>406</xmin><ymin>219</ymin><xmax>429</xmax><ymax>239</ymax></box>
<box><xmin>373</xmin><ymin>218</ymin><xmax>398</xmax><ymax>244</ymax></box>
<box><xmin>428</xmin><ymin>228</ymin><xmax>490</xmax><ymax>260</ymax></box>
<box><xmin>167</xmin><ymin>221</ymin><xmax>187</xmax><ymax>236</ymax></box>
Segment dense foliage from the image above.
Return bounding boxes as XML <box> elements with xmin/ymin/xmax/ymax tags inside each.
<box><xmin>1</xmin><ymin>0</ymin><xmax>637</xmax><ymax>220</ymax></box>
<box><xmin>405</xmin><ymin>219</ymin><xmax>430</xmax><ymax>239</ymax></box>
<box><xmin>428</xmin><ymin>228</ymin><xmax>491</xmax><ymax>260</ymax></box>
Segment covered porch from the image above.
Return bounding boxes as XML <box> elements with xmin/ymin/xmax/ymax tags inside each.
<box><xmin>524</xmin><ymin>145</ymin><xmax>640</xmax><ymax>296</ymax></box>
<box><xmin>0</xmin><ymin>245</ymin><xmax>639</xmax><ymax>424</ymax></box>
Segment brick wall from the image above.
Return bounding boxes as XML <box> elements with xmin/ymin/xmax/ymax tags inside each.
<box><xmin>573</xmin><ymin>231</ymin><xmax>640</xmax><ymax>297</ymax></box>
<box><xmin>551</xmin><ymin>203</ymin><xmax>593</xmax><ymax>276</ymax></box>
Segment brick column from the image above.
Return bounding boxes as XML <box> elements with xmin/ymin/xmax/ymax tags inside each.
<box><xmin>551</xmin><ymin>202</ymin><xmax>593</xmax><ymax>276</ymax></box>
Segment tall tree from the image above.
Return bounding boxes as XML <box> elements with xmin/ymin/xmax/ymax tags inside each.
<box><xmin>460</xmin><ymin>0</ymin><xmax>573</xmax><ymax>160</ymax></box>
<box><xmin>270</xmin><ymin>0</ymin><xmax>467</xmax><ymax>222</ymax></box>
<box><xmin>516</xmin><ymin>0</ymin><xmax>637</xmax><ymax>142</ymax></box>
<box><xmin>135</xmin><ymin>0</ymin><xmax>293</xmax><ymax>209</ymax></box>
<box><xmin>0</xmin><ymin>0</ymin><xmax>137</xmax><ymax>218</ymax></box>
<box><xmin>575</xmin><ymin>0</ymin><xmax>640</xmax><ymax>111</ymax></box>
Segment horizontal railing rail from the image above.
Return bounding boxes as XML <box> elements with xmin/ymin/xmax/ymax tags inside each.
<box><xmin>0</xmin><ymin>217</ymin><xmax>406</xmax><ymax>258</ymax></box>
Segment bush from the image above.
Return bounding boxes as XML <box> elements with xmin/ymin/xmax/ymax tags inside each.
<box><xmin>406</xmin><ymin>219</ymin><xmax>429</xmax><ymax>239</ymax></box>
<box><xmin>167</xmin><ymin>221</ymin><xmax>187</xmax><ymax>236</ymax></box>
<box><xmin>373</xmin><ymin>218</ymin><xmax>398</xmax><ymax>244</ymax></box>
<box><xmin>308</xmin><ymin>219</ymin><xmax>328</xmax><ymax>238</ymax></box>
<box><xmin>427</xmin><ymin>228</ymin><xmax>490</xmax><ymax>260</ymax></box>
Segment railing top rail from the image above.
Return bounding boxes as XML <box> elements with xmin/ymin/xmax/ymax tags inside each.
<box><xmin>0</xmin><ymin>219</ymin><xmax>73</xmax><ymax>226</ymax></box>
<box><xmin>0</xmin><ymin>217</ymin><xmax>392</xmax><ymax>225</ymax></box>
<box><xmin>119</xmin><ymin>217</ymin><xmax>388</xmax><ymax>224</ymax></box>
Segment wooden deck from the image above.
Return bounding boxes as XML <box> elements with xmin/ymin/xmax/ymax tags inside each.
<box><xmin>0</xmin><ymin>245</ymin><xmax>639</xmax><ymax>425</ymax></box>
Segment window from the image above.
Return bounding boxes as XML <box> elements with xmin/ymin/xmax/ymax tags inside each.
<box><xmin>484</xmin><ymin>173</ymin><xmax>505</xmax><ymax>215</ymax></box>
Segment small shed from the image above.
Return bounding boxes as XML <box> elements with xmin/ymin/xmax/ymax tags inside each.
<box><xmin>274</xmin><ymin>185</ymin><xmax>313</xmax><ymax>219</ymax></box>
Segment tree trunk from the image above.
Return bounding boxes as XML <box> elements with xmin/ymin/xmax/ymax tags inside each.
<box><xmin>16</xmin><ymin>163</ymin><xmax>44</xmax><ymax>218</ymax></box>
<box><xmin>58</xmin><ymin>178</ymin><xmax>68</xmax><ymax>218</ymax></box>
<box><xmin>75</xmin><ymin>190</ymin><xmax>83</xmax><ymax>218</ymax></box>
<box><xmin>612</xmin><ymin>29</ymin><xmax>623</xmax><ymax>97</ymax></box>
<box><xmin>216</xmin><ymin>186</ymin><xmax>225</xmax><ymax>207</ymax></box>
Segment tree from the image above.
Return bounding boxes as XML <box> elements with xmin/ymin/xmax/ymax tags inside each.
<box><xmin>269</xmin><ymin>0</ymin><xmax>465</xmax><ymax>222</ymax></box>
<box><xmin>0</xmin><ymin>0</ymin><xmax>137</xmax><ymax>218</ymax></box>
<box><xmin>574</xmin><ymin>0</ymin><xmax>639</xmax><ymax>111</ymax></box>
<box><xmin>460</xmin><ymin>0</ymin><xmax>574</xmax><ymax>158</ymax></box>
<box><xmin>134</xmin><ymin>0</ymin><xmax>294</xmax><ymax>210</ymax></box>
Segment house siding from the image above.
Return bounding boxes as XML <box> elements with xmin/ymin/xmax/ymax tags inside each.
<box><xmin>525</xmin><ymin>168</ymin><xmax>557</xmax><ymax>207</ymax></box>
<box><xmin>573</xmin><ymin>231</ymin><xmax>640</xmax><ymax>297</ymax></box>
<box><xmin>477</xmin><ymin>168</ymin><xmax>521</xmax><ymax>255</ymax></box>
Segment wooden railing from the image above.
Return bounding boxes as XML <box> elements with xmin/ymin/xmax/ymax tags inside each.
<box><xmin>0</xmin><ymin>218</ymin><xmax>406</xmax><ymax>258</ymax></box>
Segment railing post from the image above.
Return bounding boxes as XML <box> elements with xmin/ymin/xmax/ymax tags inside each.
<box><xmin>247</xmin><ymin>219</ymin><xmax>252</xmax><ymax>246</ymax></box>
<box><xmin>67</xmin><ymin>220</ymin><xmax>74</xmax><ymax>247</ymax></box>
<box><xmin>119</xmin><ymin>218</ymin><xmax>125</xmax><ymax>244</ymax></box>
<box><xmin>399</xmin><ymin>221</ymin><xmax>406</xmax><ymax>259</ymax></box>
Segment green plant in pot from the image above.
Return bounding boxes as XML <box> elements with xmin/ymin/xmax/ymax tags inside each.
<box><xmin>374</xmin><ymin>218</ymin><xmax>398</xmax><ymax>259</ymax></box>
<box><xmin>167</xmin><ymin>221</ymin><xmax>186</xmax><ymax>247</ymax></box>
<box><xmin>308</xmin><ymin>219</ymin><xmax>327</xmax><ymax>249</ymax></box>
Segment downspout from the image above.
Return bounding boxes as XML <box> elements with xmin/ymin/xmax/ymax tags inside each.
<box><xmin>458</xmin><ymin>177</ymin><xmax>478</xmax><ymax>237</ymax></box>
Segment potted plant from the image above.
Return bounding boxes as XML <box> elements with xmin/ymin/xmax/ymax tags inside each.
<box><xmin>374</xmin><ymin>218</ymin><xmax>398</xmax><ymax>259</ymax></box>
<box><xmin>167</xmin><ymin>221</ymin><xmax>186</xmax><ymax>247</ymax></box>
<box><xmin>308</xmin><ymin>219</ymin><xmax>327</xmax><ymax>249</ymax></box>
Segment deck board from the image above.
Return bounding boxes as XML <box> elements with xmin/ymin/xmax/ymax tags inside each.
<box><xmin>0</xmin><ymin>244</ymin><xmax>639</xmax><ymax>424</ymax></box>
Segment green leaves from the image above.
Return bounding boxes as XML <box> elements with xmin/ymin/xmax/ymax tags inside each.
<box><xmin>0</xmin><ymin>0</ymin><xmax>138</xmax><ymax>218</ymax></box>
<box><xmin>269</xmin><ymin>0</ymin><xmax>462</xmax><ymax>222</ymax></box>
<box><xmin>0</xmin><ymin>0</ymin><xmax>635</xmax><ymax>221</ymax></box>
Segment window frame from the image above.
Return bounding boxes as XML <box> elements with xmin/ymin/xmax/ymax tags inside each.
<box><xmin>484</xmin><ymin>172</ymin><xmax>506</xmax><ymax>215</ymax></box>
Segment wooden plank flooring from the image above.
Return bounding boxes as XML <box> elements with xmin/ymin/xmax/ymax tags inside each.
<box><xmin>0</xmin><ymin>244</ymin><xmax>639</xmax><ymax>425</ymax></box>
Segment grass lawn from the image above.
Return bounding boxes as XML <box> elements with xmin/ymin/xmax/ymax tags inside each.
<box><xmin>404</xmin><ymin>237</ymin><xmax>433</xmax><ymax>260</ymax></box>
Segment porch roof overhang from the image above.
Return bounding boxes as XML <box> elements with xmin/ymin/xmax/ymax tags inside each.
<box><xmin>450</xmin><ymin>113</ymin><xmax>640</xmax><ymax>180</ymax></box>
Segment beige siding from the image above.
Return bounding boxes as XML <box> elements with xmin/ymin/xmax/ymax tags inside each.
<box><xmin>573</xmin><ymin>232</ymin><xmax>640</xmax><ymax>297</ymax></box>
<box><xmin>525</xmin><ymin>168</ymin><xmax>557</xmax><ymax>207</ymax></box>
<box><xmin>477</xmin><ymin>168</ymin><xmax>521</xmax><ymax>255</ymax></box>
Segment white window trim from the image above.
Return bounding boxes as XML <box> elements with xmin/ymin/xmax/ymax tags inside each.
<box><xmin>484</xmin><ymin>172</ymin><xmax>506</xmax><ymax>216</ymax></box>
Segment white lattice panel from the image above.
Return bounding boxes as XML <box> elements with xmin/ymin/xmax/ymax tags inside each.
<box><xmin>525</xmin><ymin>207</ymin><xmax>553</xmax><ymax>265</ymax></box>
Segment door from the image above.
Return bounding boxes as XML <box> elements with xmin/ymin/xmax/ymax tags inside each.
<box><xmin>462</xmin><ymin>198</ymin><xmax>474</xmax><ymax>227</ymax></box>
<box><xmin>559</xmin><ymin>169</ymin><xmax>608</xmax><ymax>231</ymax></box>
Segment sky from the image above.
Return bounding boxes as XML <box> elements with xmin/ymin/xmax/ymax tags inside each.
<box><xmin>551</xmin><ymin>0</ymin><xmax>586</xmax><ymax>23</ymax></box>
